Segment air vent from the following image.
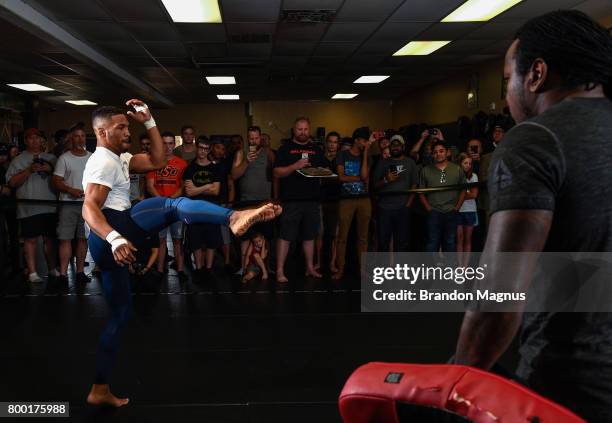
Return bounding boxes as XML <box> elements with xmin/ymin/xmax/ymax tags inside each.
<box><xmin>281</xmin><ymin>9</ymin><xmax>336</xmax><ymax>23</ymax></box>
<box><xmin>230</xmin><ymin>33</ymin><xmax>271</xmax><ymax>43</ymax></box>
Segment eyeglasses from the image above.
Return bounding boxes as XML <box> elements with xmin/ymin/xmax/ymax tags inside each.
<box><xmin>440</xmin><ymin>169</ymin><xmax>447</xmax><ymax>184</ymax></box>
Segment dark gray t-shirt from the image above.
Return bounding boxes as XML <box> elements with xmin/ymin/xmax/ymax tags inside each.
<box><xmin>373</xmin><ymin>156</ymin><xmax>418</xmax><ymax>210</ymax></box>
<box><xmin>488</xmin><ymin>97</ymin><xmax>612</xmax><ymax>419</ymax></box>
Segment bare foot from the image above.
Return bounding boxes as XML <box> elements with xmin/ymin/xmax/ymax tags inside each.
<box><xmin>262</xmin><ymin>272</ymin><xmax>269</xmax><ymax>281</ymax></box>
<box><xmin>330</xmin><ymin>264</ymin><xmax>339</xmax><ymax>273</ymax></box>
<box><xmin>314</xmin><ymin>264</ymin><xmax>321</xmax><ymax>272</ymax></box>
<box><xmin>305</xmin><ymin>269</ymin><xmax>323</xmax><ymax>278</ymax></box>
<box><xmin>229</xmin><ymin>203</ymin><xmax>280</xmax><ymax>237</ymax></box>
<box><xmin>87</xmin><ymin>384</ymin><xmax>129</xmax><ymax>407</ymax></box>
<box><xmin>332</xmin><ymin>271</ymin><xmax>344</xmax><ymax>280</ymax></box>
<box><xmin>276</xmin><ymin>274</ymin><xmax>289</xmax><ymax>283</ymax></box>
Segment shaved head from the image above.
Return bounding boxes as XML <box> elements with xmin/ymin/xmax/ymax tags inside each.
<box><xmin>91</xmin><ymin>106</ymin><xmax>125</xmax><ymax>130</ymax></box>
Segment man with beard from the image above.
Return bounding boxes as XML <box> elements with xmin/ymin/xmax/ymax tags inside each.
<box><xmin>372</xmin><ymin>135</ymin><xmax>418</xmax><ymax>252</ymax></box>
<box><xmin>273</xmin><ymin>117</ymin><xmax>324</xmax><ymax>283</ymax></box>
<box><xmin>455</xmin><ymin>11</ymin><xmax>612</xmax><ymax>423</ymax></box>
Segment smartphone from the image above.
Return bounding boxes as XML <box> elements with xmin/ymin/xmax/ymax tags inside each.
<box><xmin>470</xmin><ymin>145</ymin><xmax>478</xmax><ymax>154</ymax></box>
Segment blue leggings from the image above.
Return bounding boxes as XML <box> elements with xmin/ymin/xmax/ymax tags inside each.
<box><xmin>88</xmin><ymin>197</ymin><xmax>233</xmax><ymax>384</ymax></box>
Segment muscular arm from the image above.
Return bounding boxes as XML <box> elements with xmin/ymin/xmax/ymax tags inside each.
<box><xmin>454</xmin><ymin>209</ymin><xmax>552</xmax><ymax>369</ymax></box>
<box><xmin>231</xmin><ymin>149</ymin><xmax>248</xmax><ymax>180</ymax></box>
<box><xmin>82</xmin><ymin>183</ymin><xmax>115</xmax><ymax>239</ymax></box>
<box><xmin>129</xmin><ymin>128</ymin><xmax>166</xmax><ymax>173</ymax></box>
<box><xmin>52</xmin><ymin>175</ymin><xmax>82</xmax><ymax>198</ymax></box>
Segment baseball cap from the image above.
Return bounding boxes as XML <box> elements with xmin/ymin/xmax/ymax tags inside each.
<box><xmin>390</xmin><ymin>134</ymin><xmax>405</xmax><ymax>145</ymax></box>
<box><xmin>24</xmin><ymin>128</ymin><xmax>41</xmax><ymax>139</ymax></box>
<box><xmin>352</xmin><ymin>127</ymin><xmax>370</xmax><ymax>141</ymax></box>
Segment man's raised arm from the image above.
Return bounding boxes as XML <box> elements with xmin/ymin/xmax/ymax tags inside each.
<box><xmin>125</xmin><ymin>99</ymin><xmax>166</xmax><ymax>173</ymax></box>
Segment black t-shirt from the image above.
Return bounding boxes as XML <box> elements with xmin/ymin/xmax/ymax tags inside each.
<box><xmin>213</xmin><ymin>159</ymin><xmax>231</xmax><ymax>204</ymax></box>
<box><xmin>274</xmin><ymin>139</ymin><xmax>324</xmax><ymax>201</ymax></box>
<box><xmin>182</xmin><ymin>161</ymin><xmax>221</xmax><ymax>203</ymax></box>
<box><xmin>488</xmin><ymin>97</ymin><xmax>612</xmax><ymax>417</ymax></box>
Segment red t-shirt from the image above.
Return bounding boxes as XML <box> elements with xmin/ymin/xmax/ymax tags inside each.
<box><xmin>146</xmin><ymin>156</ymin><xmax>187</xmax><ymax>197</ymax></box>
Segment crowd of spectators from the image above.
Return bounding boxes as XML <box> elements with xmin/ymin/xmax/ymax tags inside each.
<box><xmin>0</xmin><ymin>112</ymin><xmax>510</xmax><ymax>288</ymax></box>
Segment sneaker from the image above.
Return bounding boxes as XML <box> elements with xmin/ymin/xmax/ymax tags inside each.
<box><xmin>28</xmin><ymin>272</ymin><xmax>43</xmax><ymax>283</ymax></box>
<box><xmin>48</xmin><ymin>269</ymin><xmax>60</xmax><ymax>278</ymax></box>
<box><xmin>76</xmin><ymin>272</ymin><xmax>91</xmax><ymax>284</ymax></box>
<box><xmin>234</xmin><ymin>268</ymin><xmax>244</xmax><ymax>276</ymax></box>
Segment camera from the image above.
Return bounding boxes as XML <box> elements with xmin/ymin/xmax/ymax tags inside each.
<box><xmin>428</xmin><ymin>128</ymin><xmax>438</xmax><ymax>136</ymax></box>
<box><xmin>470</xmin><ymin>145</ymin><xmax>478</xmax><ymax>154</ymax></box>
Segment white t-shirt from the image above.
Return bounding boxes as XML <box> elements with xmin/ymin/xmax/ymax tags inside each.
<box><xmin>54</xmin><ymin>150</ymin><xmax>92</xmax><ymax>202</ymax></box>
<box><xmin>459</xmin><ymin>173</ymin><xmax>478</xmax><ymax>213</ymax></box>
<box><xmin>5</xmin><ymin>151</ymin><xmax>57</xmax><ymax>218</ymax></box>
<box><xmin>82</xmin><ymin>147</ymin><xmax>132</xmax><ymax>211</ymax></box>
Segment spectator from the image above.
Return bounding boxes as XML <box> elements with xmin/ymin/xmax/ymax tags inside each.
<box><xmin>232</xmin><ymin>126</ymin><xmax>274</xmax><ymax>276</ymax></box>
<box><xmin>370</xmin><ymin>134</ymin><xmax>391</xmax><ymax>174</ymax></box>
<box><xmin>0</xmin><ymin>145</ymin><xmax>11</xmax><ymax>270</ymax></box>
<box><xmin>52</xmin><ymin>124</ymin><xmax>92</xmax><ymax>284</ymax></box>
<box><xmin>333</xmin><ymin>127</ymin><xmax>374</xmax><ymax>280</ymax></box>
<box><xmin>146</xmin><ymin>131</ymin><xmax>188</xmax><ymax>280</ymax></box>
<box><xmin>456</xmin><ymin>153</ymin><xmax>479</xmax><ymax>267</ymax></box>
<box><xmin>340</xmin><ymin>137</ymin><xmax>352</xmax><ymax>152</ymax></box>
<box><xmin>490</xmin><ymin>124</ymin><xmax>505</xmax><ymax>151</ymax></box>
<box><xmin>6</xmin><ymin>128</ymin><xmax>58</xmax><ymax>283</ymax></box>
<box><xmin>129</xmin><ymin>237</ymin><xmax>160</xmax><ymax>293</ymax></box>
<box><xmin>319</xmin><ymin>131</ymin><xmax>340</xmax><ymax>273</ymax></box>
<box><xmin>8</xmin><ymin>145</ymin><xmax>18</xmax><ymax>161</ymax></box>
<box><xmin>128</xmin><ymin>133</ymin><xmax>150</xmax><ymax>204</ymax></box>
<box><xmin>241</xmin><ymin>232</ymin><xmax>268</xmax><ymax>283</ymax></box>
<box><xmin>373</xmin><ymin>134</ymin><xmax>418</xmax><ymax>252</ymax></box>
<box><xmin>52</xmin><ymin>129</ymin><xmax>70</xmax><ymax>158</ymax></box>
<box><xmin>273</xmin><ymin>117</ymin><xmax>324</xmax><ymax>283</ymax></box>
<box><xmin>173</xmin><ymin>125</ymin><xmax>196</xmax><ymax>162</ymax></box>
<box><xmin>418</xmin><ymin>141</ymin><xmax>466</xmax><ymax>257</ymax></box>
<box><xmin>183</xmin><ymin>140</ymin><xmax>222</xmax><ymax>279</ymax></box>
<box><xmin>1</xmin><ymin>144</ymin><xmax>19</xmax><ymax>272</ymax></box>
<box><xmin>466</xmin><ymin>138</ymin><xmax>483</xmax><ymax>175</ymax></box>
<box><xmin>411</xmin><ymin>128</ymin><xmax>443</xmax><ymax>165</ymax></box>
<box><xmin>210</xmin><ymin>139</ymin><xmax>235</xmax><ymax>271</ymax></box>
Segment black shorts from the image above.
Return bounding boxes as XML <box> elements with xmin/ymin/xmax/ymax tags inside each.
<box><xmin>19</xmin><ymin>213</ymin><xmax>57</xmax><ymax>238</ymax></box>
<box><xmin>279</xmin><ymin>201</ymin><xmax>320</xmax><ymax>241</ymax></box>
<box><xmin>187</xmin><ymin>223</ymin><xmax>223</xmax><ymax>250</ymax></box>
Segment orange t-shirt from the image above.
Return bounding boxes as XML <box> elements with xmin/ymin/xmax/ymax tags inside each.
<box><xmin>146</xmin><ymin>156</ymin><xmax>187</xmax><ymax>197</ymax></box>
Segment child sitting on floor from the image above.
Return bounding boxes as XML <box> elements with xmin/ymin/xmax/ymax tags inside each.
<box><xmin>242</xmin><ymin>232</ymin><xmax>268</xmax><ymax>282</ymax></box>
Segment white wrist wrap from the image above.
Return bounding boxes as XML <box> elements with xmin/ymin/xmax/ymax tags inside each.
<box><xmin>135</xmin><ymin>103</ymin><xmax>156</xmax><ymax>129</ymax></box>
<box><xmin>144</xmin><ymin>117</ymin><xmax>156</xmax><ymax>130</ymax></box>
<box><xmin>106</xmin><ymin>230</ymin><xmax>127</xmax><ymax>253</ymax></box>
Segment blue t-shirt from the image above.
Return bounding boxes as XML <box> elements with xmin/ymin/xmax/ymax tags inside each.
<box><xmin>337</xmin><ymin>149</ymin><xmax>367</xmax><ymax>196</ymax></box>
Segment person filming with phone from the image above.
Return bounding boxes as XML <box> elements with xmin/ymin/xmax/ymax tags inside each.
<box><xmin>373</xmin><ymin>134</ymin><xmax>418</xmax><ymax>252</ymax></box>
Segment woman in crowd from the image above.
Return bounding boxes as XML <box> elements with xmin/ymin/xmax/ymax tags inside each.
<box><xmin>456</xmin><ymin>153</ymin><xmax>479</xmax><ymax>267</ymax></box>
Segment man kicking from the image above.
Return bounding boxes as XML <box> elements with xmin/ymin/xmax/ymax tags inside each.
<box><xmin>82</xmin><ymin>99</ymin><xmax>281</xmax><ymax>407</ymax></box>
